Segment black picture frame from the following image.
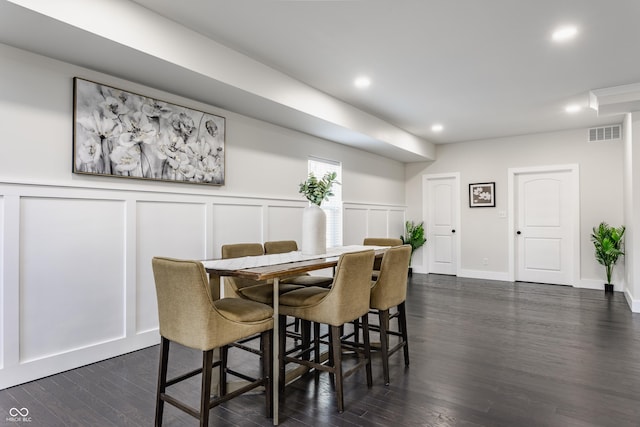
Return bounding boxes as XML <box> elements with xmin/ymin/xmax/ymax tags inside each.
<box><xmin>469</xmin><ymin>182</ymin><xmax>495</xmax><ymax>207</ymax></box>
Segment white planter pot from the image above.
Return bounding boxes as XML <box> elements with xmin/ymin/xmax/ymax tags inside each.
<box><xmin>302</xmin><ymin>205</ymin><xmax>326</xmax><ymax>255</ymax></box>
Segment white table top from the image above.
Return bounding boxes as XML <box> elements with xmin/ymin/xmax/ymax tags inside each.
<box><xmin>201</xmin><ymin>244</ymin><xmax>386</xmax><ymax>271</ymax></box>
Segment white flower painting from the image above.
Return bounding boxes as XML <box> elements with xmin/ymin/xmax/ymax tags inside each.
<box><xmin>73</xmin><ymin>78</ymin><xmax>225</xmax><ymax>185</ymax></box>
<box><xmin>469</xmin><ymin>182</ymin><xmax>495</xmax><ymax>207</ymax></box>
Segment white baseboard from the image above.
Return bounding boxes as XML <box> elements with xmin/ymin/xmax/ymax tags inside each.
<box><xmin>414</xmin><ymin>267</ymin><xmax>511</xmax><ymax>282</ymax></box>
<box><xmin>624</xmin><ymin>290</ymin><xmax>640</xmax><ymax>313</ymax></box>
<box><xmin>410</xmin><ymin>266</ymin><xmax>427</xmax><ymax>275</ymax></box>
<box><xmin>577</xmin><ymin>278</ymin><xmax>611</xmax><ymax>290</ymax></box>
<box><xmin>457</xmin><ymin>269</ymin><xmax>511</xmax><ymax>282</ymax></box>
<box><xmin>0</xmin><ymin>331</ymin><xmax>159</xmax><ymax>390</ymax></box>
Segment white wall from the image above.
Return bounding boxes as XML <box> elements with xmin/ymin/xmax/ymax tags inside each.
<box><xmin>0</xmin><ymin>43</ymin><xmax>407</xmax><ymax>389</ymax></box>
<box><xmin>623</xmin><ymin>113</ymin><xmax>640</xmax><ymax>311</ymax></box>
<box><xmin>0</xmin><ymin>43</ymin><xmax>406</xmax><ymax>205</ymax></box>
<box><xmin>406</xmin><ymin>128</ymin><xmax>624</xmax><ymax>287</ymax></box>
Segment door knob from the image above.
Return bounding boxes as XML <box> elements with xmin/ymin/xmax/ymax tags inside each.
<box><xmin>451</xmin><ymin>229</ymin><xmax>456</xmax><ymax>233</ymax></box>
<box><xmin>516</xmin><ymin>231</ymin><xmax>521</xmax><ymax>235</ymax></box>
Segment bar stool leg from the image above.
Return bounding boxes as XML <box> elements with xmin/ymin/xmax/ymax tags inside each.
<box><xmin>399</xmin><ymin>302</ymin><xmax>410</xmax><ymax>366</ymax></box>
<box><xmin>155</xmin><ymin>337</ymin><xmax>170</xmax><ymax>427</ymax></box>
<box><xmin>301</xmin><ymin>320</ymin><xmax>312</xmax><ymax>361</ymax></box>
<box><xmin>314</xmin><ymin>322</ymin><xmax>321</xmax><ymax>380</ymax></box>
<box><xmin>278</xmin><ymin>314</ymin><xmax>287</xmax><ymax>403</ymax></box>
<box><xmin>220</xmin><ymin>346</ymin><xmax>228</xmax><ymax>396</ymax></box>
<box><xmin>378</xmin><ymin>309</ymin><xmax>391</xmax><ymax>385</ymax></box>
<box><xmin>261</xmin><ymin>330</ymin><xmax>273</xmax><ymax>418</ymax></box>
<box><xmin>330</xmin><ymin>325</ymin><xmax>344</xmax><ymax>413</ymax></box>
<box><xmin>361</xmin><ymin>314</ymin><xmax>373</xmax><ymax>387</ymax></box>
<box><xmin>200</xmin><ymin>349</ymin><xmax>214</xmax><ymax>427</ymax></box>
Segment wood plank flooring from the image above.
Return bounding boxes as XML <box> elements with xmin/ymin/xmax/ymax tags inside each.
<box><xmin>1</xmin><ymin>274</ymin><xmax>639</xmax><ymax>426</ymax></box>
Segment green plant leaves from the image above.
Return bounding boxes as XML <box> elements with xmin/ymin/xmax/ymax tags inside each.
<box><xmin>591</xmin><ymin>221</ymin><xmax>625</xmax><ymax>284</ymax></box>
<box><xmin>400</xmin><ymin>220</ymin><xmax>427</xmax><ymax>265</ymax></box>
<box><xmin>298</xmin><ymin>171</ymin><xmax>339</xmax><ymax>206</ymax></box>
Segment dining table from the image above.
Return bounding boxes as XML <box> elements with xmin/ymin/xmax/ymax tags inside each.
<box><xmin>201</xmin><ymin>244</ymin><xmax>389</xmax><ymax>425</ymax></box>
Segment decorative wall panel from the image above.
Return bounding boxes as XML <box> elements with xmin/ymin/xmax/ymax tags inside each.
<box><xmin>19</xmin><ymin>197</ymin><xmax>126</xmax><ymax>362</ymax></box>
<box><xmin>211</xmin><ymin>203</ymin><xmax>263</xmax><ymax>258</ymax></box>
<box><xmin>343</xmin><ymin>207</ymin><xmax>368</xmax><ymax>245</ymax></box>
<box><xmin>367</xmin><ymin>209</ymin><xmax>389</xmax><ymax>238</ymax></box>
<box><xmin>343</xmin><ymin>205</ymin><xmax>406</xmax><ymax>246</ymax></box>
<box><xmin>388</xmin><ymin>210</ymin><xmax>405</xmax><ymax>240</ymax></box>
<box><xmin>266</xmin><ymin>205</ymin><xmax>303</xmax><ymax>244</ymax></box>
<box><xmin>136</xmin><ymin>201</ymin><xmax>207</xmax><ymax>333</ymax></box>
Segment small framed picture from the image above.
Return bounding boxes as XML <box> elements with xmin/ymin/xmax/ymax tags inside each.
<box><xmin>469</xmin><ymin>182</ymin><xmax>495</xmax><ymax>208</ymax></box>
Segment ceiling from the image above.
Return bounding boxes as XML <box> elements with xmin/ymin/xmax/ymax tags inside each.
<box><xmin>131</xmin><ymin>0</ymin><xmax>640</xmax><ymax>141</ymax></box>
<box><xmin>2</xmin><ymin>0</ymin><xmax>640</xmax><ymax>162</ymax></box>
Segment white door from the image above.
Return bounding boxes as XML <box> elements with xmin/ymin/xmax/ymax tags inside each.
<box><xmin>424</xmin><ymin>174</ymin><xmax>459</xmax><ymax>275</ymax></box>
<box><xmin>514</xmin><ymin>170</ymin><xmax>575</xmax><ymax>285</ymax></box>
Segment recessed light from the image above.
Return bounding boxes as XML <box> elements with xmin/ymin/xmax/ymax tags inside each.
<box><xmin>565</xmin><ymin>104</ymin><xmax>581</xmax><ymax>113</ymax></box>
<box><xmin>552</xmin><ymin>25</ymin><xmax>578</xmax><ymax>42</ymax></box>
<box><xmin>354</xmin><ymin>76</ymin><xmax>371</xmax><ymax>89</ymax></box>
<box><xmin>431</xmin><ymin>124</ymin><xmax>444</xmax><ymax>132</ymax></box>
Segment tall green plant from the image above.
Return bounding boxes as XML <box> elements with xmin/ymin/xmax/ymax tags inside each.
<box><xmin>591</xmin><ymin>222</ymin><xmax>625</xmax><ymax>284</ymax></box>
<box><xmin>400</xmin><ymin>220</ymin><xmax>427</xmax><ymax>265</ymax></box>
<box><xmin>298</xmin><ymin>172</ymin><xmax>339</xmax><ymax>206</ymax></box>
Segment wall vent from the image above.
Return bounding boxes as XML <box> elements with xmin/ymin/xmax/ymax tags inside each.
<box><xmin>588</xmin><ymin>124</ymin><xmax>621</xmax><ymax>142</ymax></box>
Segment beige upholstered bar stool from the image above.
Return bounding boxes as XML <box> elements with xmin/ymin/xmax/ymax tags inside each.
<box><xmin>278</xmin><ymin>250</ymin><xmax>375</xmax><ymax>413</ymax></box>
<box><xmin>264</xmin><ymin>240</ymin><xmax>331</xmax><ymax>349</ymax></box>
<box><xmin>368</xmin><ymin>244</ymin><xmax>412</xmax><ymax>385</ymax></box>
<box><xmin>221</xmin><ymin>243</ymin><xmax>304</xmax><ymax>304</ymax></box>
<box><xmin>362</xmin><ymin>237</ymin><xmax>403</xmax><ymax>247</ymax></box>
<box><xmin>152</xmin><ymin>257</ymin><xmax>274</xmax><ymax>426</ymax></box>
<box><xmin>363</xmin><ymin>237</ymin><xmax>402</xmax><ymax>280</ymax></box>
<box><xmin>264</xmin><ymin>240</ymin><xmax>334</xmax><ymax>288</ymax></box>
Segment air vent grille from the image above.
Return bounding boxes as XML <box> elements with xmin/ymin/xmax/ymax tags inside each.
<box><xmin>588</xmin><ymin>125</ymin><xmax>621</xmax><ymax>142</ymax></box>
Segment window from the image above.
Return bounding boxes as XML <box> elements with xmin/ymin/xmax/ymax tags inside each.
<box><xmin>308</xmin><ymin>157</ymin><xmax>342</xmax><ymax>248</ymax></box>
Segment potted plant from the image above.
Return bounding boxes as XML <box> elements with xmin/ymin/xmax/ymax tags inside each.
<box><xmin>590</xmin><ymin>221</ymin><xmax>625</xmax><ymax>294</ymax></box>
<box><xmin>298</xmin><ymin>172</ymin><xmax>339</xmax><ymax>255</ymax></box>
<box><xmin>400</xmin><ymin>220</ymin><xmax>427</xmax><ymax>276</ymax></box>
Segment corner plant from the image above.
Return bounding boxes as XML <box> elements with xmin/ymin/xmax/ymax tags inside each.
<box><xmin>400</xmin><ymin>220</ymin><xmax>427</xmax><ymax>265</ymax></box>
<box><xmin>590</xmin><ymin>221</ymin><xmax>625</xmax><ymax>285</ymax></box>
<box><xmin>298</xmin><ymin>172</ymin><xmax>339</xmax><ymax>206</ymax></box>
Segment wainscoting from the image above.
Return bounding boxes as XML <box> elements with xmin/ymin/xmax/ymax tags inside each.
<box><xmin>0</xmin><ymin>181</ymin><xmax>405</xmax><ymax>389</ymax></box>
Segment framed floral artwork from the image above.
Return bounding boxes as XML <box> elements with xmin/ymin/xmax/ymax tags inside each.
<box><xmin>469</xmin><ymin>182</ymin><xmax>495</xmax><ymax>207</ymax></box>
<box><xmin>73</xmin><ymin>77</ymin><xmax>225</xmax><ymax>185</ymax></box>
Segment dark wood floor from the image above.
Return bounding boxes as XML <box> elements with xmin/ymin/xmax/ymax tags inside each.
<box><xmin>2</xmin><ymin>274</ymin><xmax>639</xmax><ymax>426</ymax></box>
